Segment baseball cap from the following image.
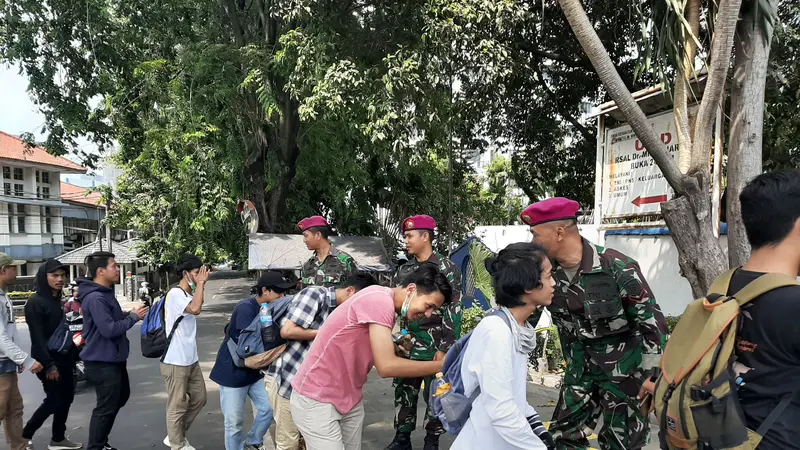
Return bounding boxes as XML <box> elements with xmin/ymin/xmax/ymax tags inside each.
<box><xmin>256</xmin><ymin>271</ymin><xmax>295</xmax><ymax>291</ymax></box>
<box><xmin>0</xmin><ymin>253</ymin><xmax>25</xmax><ymax>267</ymax></box>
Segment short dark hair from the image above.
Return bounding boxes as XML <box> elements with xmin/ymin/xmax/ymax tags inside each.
<box><xmin>87</xmin><ymin>251</ymin><xmax>115</xmax><ymax>278</ymax></box>
<box><xmin>257</xmin><ymin>284</ymin><xmax>288</xmax><ymax>296</ymax></box>
<box><xmin>740</xmin><ymin>170</ymin><xmax>800</xmax><ymax>249</ymax></box>
<box><xmin>307</xmin><ymin>226</ymin><xmax>330</xmax><ymax>240</ymax></box>
<box><xmin>419</xmin><ymin>229</ymin><xmax>434</xmax><ymax>242</ymax></box>
<box><xmin>399</xmin><ymin>263</ymin><xmax>453</xmax><ymax>304</ymax></box>
<box><xmin>176</xmin><ymin>254</ymin><xmax>203</xmax><ymax>274</ymax></box>
<box><xmin>486</xmin><ymin>242</ymin><xmax>549</xmax><ymax>308</ymax></box>
<box><xmin>339</xmin><ymin>272</ymin><xmax>378</xmax><ymax>291</ymax></box>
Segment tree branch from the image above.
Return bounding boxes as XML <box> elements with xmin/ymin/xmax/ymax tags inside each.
<box><xmin>514</xmin><ymin>40</ymin><xmax>591</xmax><ymax>69</ymax></box>
<box><xmin>534</xmin><ymin>65</ymin><xmax>594</xmax><ymax>142</ymax></box>
<box><xmin>223</xmin><ymin>0</ymin><xmax>246</xmax><ymax>47</ymax></box>
<box><xmin>556</xmin><ymin>0</ymin><xmax>687</xmax><ymax>194</ymax></box>
<box><xmin>689</xmin><ymin>0</ymin><xmax>742</xmax><ymax>172</ymax></box>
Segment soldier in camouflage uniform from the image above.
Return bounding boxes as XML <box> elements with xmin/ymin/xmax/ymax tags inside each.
<box><xmin>521</xmin><ymin>198</ymin><xmax>669</xmax><ymax>450</ymax></box>
<box><xmin>297</xmin><ymin>216</ymin><xmax>357</xmax><ymax>288</ymax></box>
<box><xmin>385</xmin><ymin>215</ymin><xmax>462</xmax><ymax>450</ymax></box>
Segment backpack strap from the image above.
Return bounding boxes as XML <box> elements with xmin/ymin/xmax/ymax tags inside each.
<box><xmin>707</xmin><ymin>269</ymin><xmax>737</xmax><ymax>296</ymax></box>
<box><xmin>159</xmin><ymin>295</ymin><xmax>186</xmax><ymax>363</ymax></box>
<box><xmin>729</xmin><ymin>273</ymin><xmax>799</xmax><ymax>307</ymax></box>
<box><xmin>755</xmin><ymin>386</ymin><xmax>800</xmax><ymax>438</ymax></box>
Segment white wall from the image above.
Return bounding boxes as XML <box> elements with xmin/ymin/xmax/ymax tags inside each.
<box><xmin>603</xmin><ymin>234</ymin><xmax>728</xmax><ymax>316</ymax></box>
<box><xmin>474</xmin><ymin>225</ymin><xmax>716</xmax><ymax>317</ymax></box>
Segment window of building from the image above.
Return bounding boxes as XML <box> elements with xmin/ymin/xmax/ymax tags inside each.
<box><xmin>41</xmin><ymin>187</ymin><xmax>50</xmax><ymax>199</ymax></box>
<box><xmin>2</xmin><ymin>167</ymin><xmax>9</xmax><ymax>179</ymax></box>
<box><xmin>45</xmin><ymin>207</ymin><xmax>51</xmax><ymax>216</ymax></box>
<box><xmin>3</xmin><ymin>183</ymin><xmax>10</xmax><ymax>196</ymax></box>
<box><xmin>35</xmin><ymin>170</ymin><xmax>39</xmax><ymax>183</ymax></box>
<box><xmin>13</xmin><ymin>168</ymin><xmax>23</xmax><ymax>181</ymax></box>
<box><xmin>13</xmin><ymin>184</ymin><xmax>23</xmax><ymax>197</ymax></box>
<box><xmin>36</xmin><ymin>186</ymin><xmax>40</xmax><ymax>198</ymax></box>
<box><xmin>16</xmin><ymin>205</ymin><xmax>24</xmax><ymax>214</ymax></box>
<box><xmin>19</xmin><ymin>264</ymin><xmax>27</xmax><ymax>277</ymax></box>
<box><xmin>41</xmin><ymin>171</ymin><xmax>50</xmax><ymax>184</ymax></box>
<box><xmin>17</xmin><ymin>216</ymin><xmax>25</xmax><ymax>234</ymax></box>
<box><xmin>7</xmin><ymin>215</ymin><xmax>11</xmax><ymax>234</ymax></box>
<box><xmin>45</xmin><ymin>217</ymin><xmax>52</xmax><ymax>233</ymax></box>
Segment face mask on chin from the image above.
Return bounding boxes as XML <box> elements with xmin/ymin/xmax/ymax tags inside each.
<box><xmin>400</xmin><ymin>290</ymin><xmax>415</xmax><ymax>319</ymax></box>
<box><xmin>185</xmin><ymin>273</ymin><xmax>196</xmax><ymax>293</ymax></box>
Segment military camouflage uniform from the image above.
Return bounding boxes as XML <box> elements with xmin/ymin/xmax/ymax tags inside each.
<box><xmin>392</xmin><ymin>252</ymin><xmax>463</xmax><ymax>435</ymax></box>
<box><xmin>299</xmin><ymin>247</ymin><xmax>357</xmax><ymax>288</ymax></box>
<box><xmin>541</xmin><ymin>239</ymin><xmax>668</xmax><ymax>450</ymax></box>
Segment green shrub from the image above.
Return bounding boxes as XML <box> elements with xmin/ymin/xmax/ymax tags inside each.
<box><xmin>462</xmin><ymin>305</ymin><xmax>486</xmax><ymax>335</ymax></box>
<box><xmin>530</xmin><ymin>327</ymin><xmax>564</xmax><ymax>372</ymax></box>
<box><xmin>665</xmin><ymin>315</ymin><xmax>681</xmax><ymax>333</ymax></box>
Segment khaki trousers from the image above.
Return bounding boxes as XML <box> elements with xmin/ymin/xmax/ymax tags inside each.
<box><xmin>161</xmin><ymin>362</ymin><xmax>208</xmax><ymax>449</ymax></box>
<box><xmin>290</xmin><ymin>391</ymin><xmax>364</xmax><ymax>450</ymax></box>
<box><xmin>0</xmin><ymin>372</ymin><xmax>26</xmax><ymax>450</ymax></box>
<box><xmin>265</xmin><ymin>376</ymin><xmax>301</xmax><ymax>450</ymax></box>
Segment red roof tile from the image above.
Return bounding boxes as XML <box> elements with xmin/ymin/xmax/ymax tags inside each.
<box><xmin>0</xmin><ymin>131</ymin><xmax>86</xmax><ymax>173</ymax></box>
<box><xmin>60</xmin><ymin>182</ymin><xmax>103</xmax><ymax>207</ymax></box>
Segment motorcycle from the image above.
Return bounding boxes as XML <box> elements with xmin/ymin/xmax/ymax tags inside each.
<box><xmin>66</xmin><ymin>310</ymin><xmax>86</xmax><ymax>389</ymax></box>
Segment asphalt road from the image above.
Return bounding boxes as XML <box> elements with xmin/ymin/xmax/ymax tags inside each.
<box><xmin>14</xmin><ymin>276</ymin><xmax>658</xmax><ymax>450</ymax></box>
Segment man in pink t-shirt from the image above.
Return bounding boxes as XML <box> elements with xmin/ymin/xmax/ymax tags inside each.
<box><xmin>290</xmin><ymin>264</ymin><xmax>453</xmax><ymax>450</ymax></box>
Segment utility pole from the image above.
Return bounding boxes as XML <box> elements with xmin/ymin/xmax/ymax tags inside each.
<box><xmin>105</xmin><ymin>197</ymin><xmax>112</xmax><ymax>253</ymax></box>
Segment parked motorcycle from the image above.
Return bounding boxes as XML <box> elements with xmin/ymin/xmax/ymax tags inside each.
<box><xmin>66</xmin><ymin>310</ymin><xmax>86</xmax><ymax>390</ymax></box>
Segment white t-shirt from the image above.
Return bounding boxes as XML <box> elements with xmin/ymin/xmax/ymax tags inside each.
<box><xmin>163</xmin><ymin>287</ymin><xmax>198</xmax><ymax>366</ymax></box>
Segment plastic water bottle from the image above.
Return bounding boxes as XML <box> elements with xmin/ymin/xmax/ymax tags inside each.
<box><xmin>259</xmin><ymin>303</ymin><xmax>274</xmax><ymax>343</ymax></box>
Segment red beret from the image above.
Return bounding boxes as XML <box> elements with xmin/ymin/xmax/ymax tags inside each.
<box><xmin>520</xmin><ymin>198</ymin><xmax>580</xmax><ymax>226</ymax></box>
<box><xmin>402</xmin><ymin>215</ymin><xmax>437</xmax><ymax>233</ymax></box>
<box><xmin>297</xmin><ymin>216</ymin><xmax>329</xmax><ymax>231</ymax></box>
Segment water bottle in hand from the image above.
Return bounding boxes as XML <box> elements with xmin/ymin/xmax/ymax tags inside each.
<box><xmin>259</xmin><ymin>303</ymin><xmax>274</xmax><ymax>343</ymax></box>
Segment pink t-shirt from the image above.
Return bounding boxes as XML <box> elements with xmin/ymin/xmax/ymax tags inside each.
<box><xmin>291</xmin><ymin>285</ymin><xmax>396</xmax><ymax>414</ymax></box>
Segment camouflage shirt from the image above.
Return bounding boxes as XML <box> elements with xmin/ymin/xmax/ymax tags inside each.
<box><xmin>300</xmin><ymin>246</ymin><xmax>357</xmax><ymax>288</ymax></box>
<box><xmin>393</xmin><ymin>251</ymin><xmax>463</xmax><ymax>360</ymax></box>
<box><xmin>545</xmin><ymin>239</ymin><xmax>668</xmax><ymax>375</ymax></box>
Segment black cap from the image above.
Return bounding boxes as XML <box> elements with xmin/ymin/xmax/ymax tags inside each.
<box><xmin>43</xmin><ymin>259</ymin><xmax>67</xmax><ymax>274</ymax></box>
<box><xmin>256</xmin><ymin>271</ymin><xmax>295</xmax><ymax>291</ymax></box>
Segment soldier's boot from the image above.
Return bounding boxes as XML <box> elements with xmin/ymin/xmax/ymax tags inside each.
<box><xmin>422</xmin><ymin>433</ymin><xmax>439</xmax><ymax>450</ymax></box>
<box><xmin>383</xmin><ymin>432</ymin><xmax>413</xmax><ymax>450</ymax></box>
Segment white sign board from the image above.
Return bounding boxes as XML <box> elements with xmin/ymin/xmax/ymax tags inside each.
<box><xmin>601</xmin><ymin>109</ymin><xmax>682</xmax><ymax>218</ymax></box>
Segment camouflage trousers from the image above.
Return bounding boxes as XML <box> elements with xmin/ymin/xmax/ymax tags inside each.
<box><xmin>392</xmin><ymin>376</ymin><xmax>444</xmax><ymax>435</ymax></box>
<box><xmin>549</xmin><ymin>359</ymin><xmax>649</xmax><ymax>450</ymax></box>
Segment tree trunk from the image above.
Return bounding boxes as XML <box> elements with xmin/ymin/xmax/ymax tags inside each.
<box><xmin>726</xmin><ymin>0</ymin><xmax>776</xmax><ymax>267</ymax></box>
<box><xmin>556</xmin><ymin>0</ymin><xmax>731</xmax><ymax>295</ymax></box>
<box><xmin>676</xmin><ymin>0</ymin><xmax>701</xmax><ymax>173</ymax></box>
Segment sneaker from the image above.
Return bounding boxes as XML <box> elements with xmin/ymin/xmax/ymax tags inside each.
<box><xmin>163</xmin><ymin>436</ymin><xmax>194</xmax><ymax>449</ymax></box>
<box><xmin>25</xmin><ymin>441</ymin><xmax>35</xmax><ymax>450</ymax></box>
<box><xmin>48</xmin><ymin>437</ymin><xmax>83</xmax><ymax>450</ymax></box>
<box><xmin>102</xmin><ymin>446</ymin><xmax>118</xmax><ymax>450</ymax></box>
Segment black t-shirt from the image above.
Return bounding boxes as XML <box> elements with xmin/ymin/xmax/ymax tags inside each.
<box><xmin>727</xmin><ymin>269</ymin><xmax>800</xmax><ymax>450</ymax></box>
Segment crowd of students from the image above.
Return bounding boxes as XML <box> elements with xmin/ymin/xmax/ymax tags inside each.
<box><xmin>1</xmin><ymin>170</ymin><xmax>799</xmax><ymax>450</ymax></box>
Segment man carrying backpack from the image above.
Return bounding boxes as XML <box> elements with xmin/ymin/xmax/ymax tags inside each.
<box><xmin>80</xmin><ymin>251</ymin><xmax>148</xmax><ymax>450</ymax></box>
<box><xmin>264</xmin><ymin>272</ymin><xmax>378</xmax><ymax>450</ymax></box>
<box><xmin>656</xmin><ymin>171</ymin><xmax>800</xmax><ymax>450</ymax></box>
<box><xmin>161</xmin><ymin>255</ymin><xmax>209</xmax><ymax>450</ymax></box>
<box><xmin>22</xmin><ymin>260</ymin><xmax>82</xmax><ymax>449</ymax></box>
<box><xmin>520</xmin><ymin>198</ymin><xmax>668</xmax><ymax>450</ymax></box>
<box><xmin>210</xmin><ymin>271</ymin><xmax>294</xmax><ymax>450</ymax></box>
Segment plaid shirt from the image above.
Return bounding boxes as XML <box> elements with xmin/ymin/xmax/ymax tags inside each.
<box><xmin>265</xmin><ymin>286</ymin><xmax>337</xmax><ymax>399</ymax></box>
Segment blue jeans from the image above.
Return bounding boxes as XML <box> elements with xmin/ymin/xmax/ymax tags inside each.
<box><xmin>219</xmin><ymin>381</ymin><xmax>274</xmax><ymax>450</ymax></box>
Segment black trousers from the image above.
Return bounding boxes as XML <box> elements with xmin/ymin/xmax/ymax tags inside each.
<box><xmin>85</xmin><ymin>362</ymin><xmax>130</xmax><ymax>450</ymax></box>
<box><xmin>22</xmin><ymin>364</ymin><xmax>75</xmax><ymax>441</ymax></box>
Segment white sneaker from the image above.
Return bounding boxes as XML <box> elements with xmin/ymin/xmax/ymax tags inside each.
<box><xmin>164</xmin><ymin>437</ymin><xmax>195</xmax><ymax>450</ymax></box>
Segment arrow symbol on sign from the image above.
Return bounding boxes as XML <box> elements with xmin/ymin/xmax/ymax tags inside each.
<box><xmin>631</xmin><ymin>194</ymin><xmax>668</xmax><ymax>207</ymax></box>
